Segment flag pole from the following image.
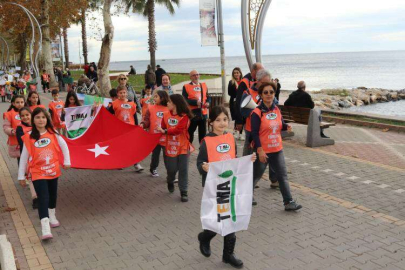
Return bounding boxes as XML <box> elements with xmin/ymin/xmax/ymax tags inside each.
<box><xmin>216</xmin><ymin>0</ymin><xmax>226</xmax><ymax>104</ymax></box>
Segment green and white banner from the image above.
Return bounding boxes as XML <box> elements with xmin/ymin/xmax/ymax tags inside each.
<box><xmin>64</xmin><ymin>105</ymin><xmax>94</xmax><ymax>139</ymax></box>
<box><xmin>201</xmin><ymin>155</ymin><xmax>253</xmax><ymax>236</ymax></box>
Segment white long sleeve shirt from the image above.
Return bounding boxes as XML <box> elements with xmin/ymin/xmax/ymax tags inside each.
<box><xmin>18</xmin><ymin>132</ymin><xmax>71</xmax><ymax>180</ymax></box>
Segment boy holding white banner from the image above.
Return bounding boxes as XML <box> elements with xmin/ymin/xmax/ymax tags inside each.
<box><xmin>197</xmin><ymin>106</ymin><xmax>256</xmax><ymax>269</ymax></box>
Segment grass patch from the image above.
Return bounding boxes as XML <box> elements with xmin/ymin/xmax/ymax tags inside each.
<box><xmin>322</xmin><ymin>89</ymin><xmax>351</xmax><ymax>96</ymax></box>
<box><xmin>323</xmin><ymin>112</ymin><xmax>405</xmax><ymax>126</ymax></box>
<box><xmin>70</xmin><ymin>70</ymin><xmax>219</xmax><ymax>91</ymax></box>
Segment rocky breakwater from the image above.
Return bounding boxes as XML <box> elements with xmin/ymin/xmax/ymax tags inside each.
<box><xmin>311</xmin><ymin>88</ymin><xmax>405</xmax><ymax>110</ymax></box>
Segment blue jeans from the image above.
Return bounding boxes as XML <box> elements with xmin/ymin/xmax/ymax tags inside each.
<box><xmin>253</xmin><ymin>150</ymin><xmax>293</xmax><ymax>204</ymax></box>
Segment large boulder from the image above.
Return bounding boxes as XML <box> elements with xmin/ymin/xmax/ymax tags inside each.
<box><xmin>370</xmin><ymin>94</ymin><xmax>378</xmax><ymax>103</ymax></box>
<box><xmin>358</xmin><ymin>93</ymin><xmax>370</xmax><ymax>104</ymax></box>
<box><xmin>391</xmin><ymin>92</ymin><xmax>398</xmax><ymax>100</ymax></box>
<box><xmin>355</xmin><ymin>100</ymin><xmax>364</xmax><ymax>106</ymax></box>
<box><xmin>338</xmin><ymin>100</ymin><xmax>353</xmax><ymax>108</ymax></box>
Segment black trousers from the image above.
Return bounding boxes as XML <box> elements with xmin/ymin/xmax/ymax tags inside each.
<box><xmin>188</xmin><ymin>118</ymin><xmax>207</xmax><ymax>144</ymax></box>
<box><xmin>33</xmin><ymin>178</ymin><xmax>58</xmax><ymax>219</ymax></box>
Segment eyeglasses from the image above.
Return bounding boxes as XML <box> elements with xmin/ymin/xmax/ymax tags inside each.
<box><xmin>263</xmin><ymin>90</ymin><xmax>275</xmax><ymax>95</ymax></box>
<box><xmin>191</xmin><ymin>74</ymin><xmax>200</xmax><ymax>77</ymax></box>
<box><xmin>119</xmin><ymin>78</ymin><xmax>127</xmax><ymax>81</ymax></box>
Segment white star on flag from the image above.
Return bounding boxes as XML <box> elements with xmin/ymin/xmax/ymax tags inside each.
<box><xmin>88</xmin><ymin>144</ymin><xmax>109</xmax><ymax>158</ymax></box>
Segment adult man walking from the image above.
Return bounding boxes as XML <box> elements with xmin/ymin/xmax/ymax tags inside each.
<box><xmin>182</xmin><ymin>70</ymin><xmax>211</xmax><ymax>144</ymax></box>
<box><xmin>235</xmin><ymin>63</ymin><xmax>264</xmax><ymax>148</ymax></box>
<box><xmin>144</xmin><ymin>65</ymin><xmax>156</xmax><ymax>89</ymax></box>
<box><xmin>155</xmin><ymin>65</ymin><xmax>166</xmax><ymax>87</ymax></box>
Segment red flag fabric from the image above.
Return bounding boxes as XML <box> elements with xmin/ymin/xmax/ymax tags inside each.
<box><xmin>63</xmin><ymin>106</ymin><xmax>162</xmax><ymax>169</ymax></box>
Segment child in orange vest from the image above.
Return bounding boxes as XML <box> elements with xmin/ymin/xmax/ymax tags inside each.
<box><xmin>140</xmin><ymin>90</ymin><xmax>169</xmax><ymax>177</ymax></box>
<box><xmin>3</xmin><ymin>95</ymin><xmax>25</xmax><ymax>160</ymax></box>
<box><xmin>140</xmin><ymin>85</ymin><xmax>153</xmax><ymax>122</ymax></box>
<box><xmin>109</xmin><ymin>85</ymin><xmax>144</xmax><ymax>172</ymax></box>
<box><xmin>156</xmin><ymin>94</ymin><xmax>193</xmax><ymax>202</ymax></box>
<box><xmin>16</xmin><ymin>107</ymin><xmax>38</xmax><ymax>209</ymax></box>
<box><xmin>196</xmin><ymin>106</ymin><xmax>256</xmax><ymax>268</ymax></box>
<box><xmin>26</xmin><ymin>91</ymin><xmax>46</xmax><ymax>111</ymax></box>
<box><xmin>48</xmin><ymin>89</ymin><xmax>65</xmax><ymax>135</ymax></box>
<box><xmin>18</xmin><ymin>107</ymin><xmax>70</xmax><ymax>240</ymax></box>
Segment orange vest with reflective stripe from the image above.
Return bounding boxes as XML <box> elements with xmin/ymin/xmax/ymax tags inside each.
<box><xmin>140</xmin><ymin>96</ymin><xmax>152</xmax><ymax>118</ymax></box>
<box><xmin>162</xmin><ymin>112</ymin><xmax>190</xmax><ymax>157</ymax></box>
<box><xmin>184</xmin><ymin>83</ymin><xmax>208</xmax><ymax>115</ymax></box>
<box><xmin>204</xmin><ymin>133</ymin><xmax>236</xmax><ymax>162</ymax></box>
<box><xmin>22</xmin><ymin>132</ymin><xmax>63</xmax><ymax>181</ymax></box>
<box><xmin>3</xmin><ymin>110</ymin><xmax>21</xmax><ymax>146</ymax></box>
<box><xmin>112</xmin><ymin>99</ymin><xmax>136</xmax><ymax>125</ymax></box>
<box><xmin>49</xmin><ymin>100</ymin><xmax>65</xmax><ymax>129</ymax></box>
<box><xmin>29</xmin><ymin>104</ymin><xmax>46</xmax><ymax>112</ymax></box>
<box><xmin>148</xmin><ymin>105</ymin><xmax>169</xmax><ymax>145</ymax></box>
<box><xmin>244</xmin><ymin>87</ymin><xmax>261</xmax><ymax>132</ymax></box>
<box><xmin>251</xmin><ymin>106</ymin><xmax>283</xmax><ymax>154</ymax></box>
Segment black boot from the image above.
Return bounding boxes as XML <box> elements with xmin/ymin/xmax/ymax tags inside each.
<box><xmin>198</xmin><ymin>230</ymin><xmax>216</xmax><ymax>257</ymax></box>
<box><xmin>181</xmin><ymin>191</ymin><xmax>188</xmax><ymax>202</ymax></box>
<box><xmin>320</xmin><ymin>130</ymin><xmax>329</xmax><ymax>138</ymax></box>
<box><xmin>222</xmin><ymin>235</ymin><xmax>243</xmax><ymax>268</ymax></box>
<box><xmin>167</xmin><ymin>183</ymin><xmax>174</xmax><ymax>193</ymax></box>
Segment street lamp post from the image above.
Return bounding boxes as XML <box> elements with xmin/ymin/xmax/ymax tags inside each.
<box><xmin>216</xmin><ymin>0</ymin><xmax>226</xmax><ymax>103</ymax></box>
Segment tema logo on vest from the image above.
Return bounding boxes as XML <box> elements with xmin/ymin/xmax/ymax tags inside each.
<box><xmin>168</xmin><ymin>118</ymin><xmax>178</xmax><ymax>126</ymax></box>
<box><xmin>56</xmin><ymin>104</ymin><xmax>63</xmax><ymax>109</ymax></box>
<box><xmin>34</xmin><ymin>138</ymin><xmax>51</xmax><ymax>148</ymax></box>
<box><xmin>217</xmin><ymin>170</ymin><xmax>237</xmax><ymax>222</ymax></box>
<box><xmin>266</xmin><ymin>112</ymin><xmax>277</xmax><ymax>120</ymax></box>
<box><xmin>121</xmin><ymin>104</ymin><xmax>132</xmax><ymax>109</ymax></box>
<box><xmin>193</xmin><ymin>86</ymin><xmax>201</xmax><ymax>91</ymax></box>
<box><xmin>15</xmin><ymin>115</ymin><xmax>21</xmax><ymax>120</ymax></box>
<box><xmin>156</xmin><ymin>111</ymin><xmax>164</xmax><ymax>118</ymax></box>
<box><xmin>216</xmin><ymin>143</ymin><xmax>231</xmax><ymax>153</ymax></box>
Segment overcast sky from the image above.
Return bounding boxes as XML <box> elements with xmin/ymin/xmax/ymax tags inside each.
<box><xmin>66</xmin><ymin>0</ymin><xmax>405</xmax><ymax>63</ymax></box>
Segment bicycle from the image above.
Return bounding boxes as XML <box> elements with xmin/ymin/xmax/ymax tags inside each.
<box><xmin>75</xmin><ymin>79</ymin><xmax>100</xmax><ymax>95</ymax></box>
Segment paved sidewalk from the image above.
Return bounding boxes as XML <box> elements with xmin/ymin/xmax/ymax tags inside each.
<box><xmin>1</xmin><ymin>92</ymin><xmax>405</xmax><ymax>270</ymax></box>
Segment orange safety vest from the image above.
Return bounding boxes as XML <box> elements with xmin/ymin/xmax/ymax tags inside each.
<box><xmin>140</xmin><ymin>96</ymin><xmax>152</xmax><ymax>118</ymax></box>
<box><xmin>49</xmin><ymin>100</ymin><xmax>65</xmax><ymax>129</ymax></box>
<box><xmin>241</xmin><ymin>77</ymin><xmax>255</xmax><ymax>89</ymax></box>
<box><xmin>18</xmin><ymin>124</ymin><xmax>32</xmax><ymax>135</ymax></box>
<box><xmin>251</xmin><ymin>106</ymin><xmax>283</xmax><ymax>154</ymax></box>
<box><xmin>112</xmin><ymin>99</ymin><xmax>137</xmax><ymax>125</ymax></box>
<box><xmin>148</xmin><ymin>105</ymin><xmax>169</xmax><ymax>145</ymax></box>
<box><xmin>204</xmin><ymin>133</ymin><xmax>236</xmax><ymax>162</ymax></box>
<box><xmin>162</xmin><ymin>111</ymin><xmax>190</xmax><ymax>157</ymax></box>
<box><xmin>3</xmin><ymin>109</ymin><xmax>21</xmax><ymax>146</ymax></box>
<box><xmin>29</xmin><ymin>104</ymin><xmax>46</xmax><ymax>112</ymax></box>
<box><xmin>22</xmin><ymin>131</ymin><xmax>63</xmax><ymax>181</ymax></box>
<box><xmin>244</xmin><ymin>87</ymin><xmax>261</xmax><ymax>132</ymax></box>
<box><xmin>184</xmin><ymin>83</ymin><xmax>208</xmax><ymax>115</ymax></box>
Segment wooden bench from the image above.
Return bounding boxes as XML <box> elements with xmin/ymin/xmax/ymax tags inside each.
<box><xmin>278</xmin><ymin>105</ymin><xmax>336</xmax><ymax>147</ymax></box>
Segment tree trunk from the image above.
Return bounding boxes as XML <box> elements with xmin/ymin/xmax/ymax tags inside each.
<box><xmin>81</xmin><ymin>8</ymin><xmax>88</xmax><ymax>65</ymax></box>
<box><xmin>97</xmin><ymin>0</ymin><xmax>114</xmax><ymax>97</ymax></box>
<box><xmin>63</xmin><ymin>27</ymin><xmax>69</xmax><ymax>69</ymax></box>
<box><xmin>17</xmin><ymin>33</ymin><xmax>28</xmax><ymax>75</ymax></box>
<box><xmin>40</xmin><ymin>0</ymin><xmax>57</xmax><ymax>87</ymax></box>
<box><xmin>147</xmin><ymin>0</ymin><xmax>156</xmax><ymax>70</ymax></box>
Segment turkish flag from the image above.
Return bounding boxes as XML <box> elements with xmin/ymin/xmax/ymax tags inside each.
<box><xmin>63</xmin><ymin>106</ymin><xmax>162</xmax><ymax>169</ymax></box>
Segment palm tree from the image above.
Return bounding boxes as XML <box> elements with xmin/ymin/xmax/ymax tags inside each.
<box><xmin>125</xmin><ymin>0</ymin><xmax>180</xmax><ymax>70</ymax></box>
<box><xmin>62</xmin><ymin>27</ymin><xmax>69</xmax><ymax>68</ymax></box>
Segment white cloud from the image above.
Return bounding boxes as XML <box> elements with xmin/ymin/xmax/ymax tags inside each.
<box><xmin>373</xmin><ymin>31</ymin><xmax>405</xmax><ymax>42</ymax></box>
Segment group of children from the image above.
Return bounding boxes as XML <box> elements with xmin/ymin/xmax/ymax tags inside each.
<box><xmin>2</xmin><ymin>80</ymin><xmax>257</xmax><ymax>268</ymax></box>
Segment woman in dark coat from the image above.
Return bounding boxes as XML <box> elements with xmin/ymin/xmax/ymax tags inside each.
<box><xmin>227</xmin><ymin>67</ymin><xmax>243</xmax><ymax>140</ymax></box>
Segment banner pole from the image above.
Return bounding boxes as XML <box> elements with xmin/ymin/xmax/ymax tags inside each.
<box><xmin>216</xmin><ymin>0</ymin><xmax>227</xmax><ymax>104</ymax></box>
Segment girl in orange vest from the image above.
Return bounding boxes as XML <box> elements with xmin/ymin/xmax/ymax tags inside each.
<box><xmin>140</xmin><ymin>85</ymin><xmax>153</xmax><ymax>122</ymax></box>
<box><xmin>16</xmin><ymin>107</ymin><xmax>38</xmax><ymax>209</ymax></box>
<box><xmin>109</xmin><ymin>85</ymin><xmax>144</xmax><ymax>172</ymax></box>
<box><xmin>61</xmin><ymin>91</ymin><xmax>81</xmax><ymax>122</ymax></box>
<box><xmin>48</xmin><ymin>89</ymin><xmax>65</xmax><ymax>135</ymax></box>
<box><xmin>250</xmin><ymin>82</ymin><xmax>302</xmax><ymax>211</ymax></box>
<box><xmin>196</xmin><ymin>106</ymin><xmax>256</xmax><ymax>268</ymax></box>
<box><xmin>140</xmin><ymin>90</ymin><xmax>169</xmax><ymax>177</ymax></box>
<box><xmin>18</xmin><ymin>107</ymin><xmax>71</xmax><ymax>240</ymax></box>
<box><xmin>156</xmin><ymin>94</ymin><xmax>193</xmax><ymax>202</ymax></box>
<box><xmin>26</xmin><ymin>91</ymin><xmax>46</xmax><ymax>111</ymax></box>
<box><xmin>3</xmin><ymin>95</ymin><xmax>25</xmax><ymax>160</ymax></box>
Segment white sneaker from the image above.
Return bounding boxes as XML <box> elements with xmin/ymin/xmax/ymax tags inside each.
<box><xmin>174</xmin><ymin>179</ymin><xmax>179</xmax><ymax>183</ymax></box>
<box><xmin>134</xmin><ymin>163</ymin><xmax>144</xmax><ymax>172</ymax></box>
<box><xmin>49</xmin><ymin>208</ymin><xmax>60</xmax><ymax>228</ymax></box>
<box><xmin>239</xmin><ymin>134</ymin><xmax>245</xmax><ymax>141</ymax></box>
<box><xmin>151</xmin><ymin>170</ymin><xmax>159</xmax><ymax>177</ymax></box>
<box><xmin>41</xmin><ymin>218</ymin><xmax>53</xmax><ymax>240</ymax></box>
